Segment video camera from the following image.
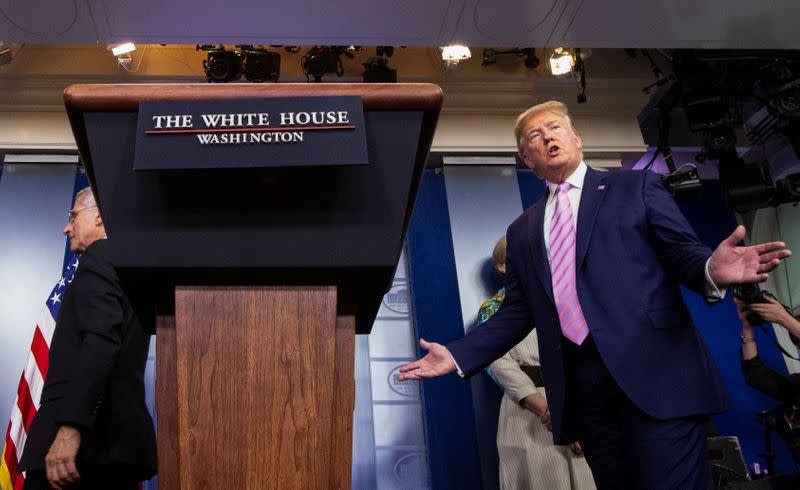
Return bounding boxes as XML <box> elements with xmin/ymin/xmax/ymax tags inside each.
<box><xmin>759</xmin><ymin>404</ymin><xmax>800</xmax><ymax>464</ymax></box>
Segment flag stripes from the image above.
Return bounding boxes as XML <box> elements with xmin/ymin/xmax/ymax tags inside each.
<box><xmin>0</xmin><ymin>256</ymin><xmax>78</xmax><ymax>490</ymax></box>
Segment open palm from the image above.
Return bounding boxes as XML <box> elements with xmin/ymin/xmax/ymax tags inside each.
<box><xmin>398</xmin><ymin>339</ymin><xmax>456</xmax><ymax>380</ymax></box>
<box><xmin>708</xmin><ymin>226</ymin><xmax>791</xmax><ymax>286</ymax></box>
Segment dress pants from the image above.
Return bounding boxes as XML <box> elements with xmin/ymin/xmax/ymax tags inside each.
<box><xmin>562</xmin><ymin>336</ymin><xmax>714</xmax><ymax>490</ymax></box>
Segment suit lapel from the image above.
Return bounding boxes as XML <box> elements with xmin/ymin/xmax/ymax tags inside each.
<box><xmin>575</xmin><ymin>167</ymin><xmax>608</xmax><ymax>270</ymax></box>
<box><xmin>528</xmin><ymin>191</ymin><xmax>554</xmax><ymax>305</ymax></box>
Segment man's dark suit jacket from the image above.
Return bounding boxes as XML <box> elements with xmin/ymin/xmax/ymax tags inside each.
<box><xmin>18</xmin><ymin>239</ymin><xmax>157</xmax><ymax>481</ymax></box>
<box><xmin>448</xmin><ymin>168</ymin><xmax>732</xmax><ymax>444</ymax></box>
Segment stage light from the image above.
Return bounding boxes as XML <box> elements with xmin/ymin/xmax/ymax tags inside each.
<box><xmin>362</xmin><ymin>57</ymin><xmax>397</xmax><ymax>83</ymax></box>
<box><xmin>441</xmin><ymin>44</ymin><xmax>471</xmax><ymax>70</ymax></box>
<box><xmin>301</xmin><ymin>46</ymin><xmax>354</xmax><ymax>82</ymax></box>
<box><xmin>201</xmin><ymin>46</ymin><xmax>242</xmax><ymax>83</ymax></box>
<box><xmin>241</xmin><ymin>47</ymin><xmax>280</xmax><ymax>82</ymax></box>
<box><xmin>523</xmin><ymin>48</ymin><xmax>540</xmax><ymax>69</ymax></box>
<box><xmin>0</xmin><ymin>46</ymin><xmax>10</xmax><ymax>67</ymax></box>
<box><xmin>376</xmin><ymin>46</ymin><xmax>394</xmax><ymax>58</ymax></box>
<box><xmin>549</xmin><ymin>47</ymin><xmax>575</xmax><ymax>76</ymax></box>
<box><xmin>481</xmin><ymin>49</ymin><xmax>497</xmax><ymax>66</ymax></box>
<box><xmin>111</xmin><ymin>43</ymin><xmax>136</xmax><ymax>57</ymax></box>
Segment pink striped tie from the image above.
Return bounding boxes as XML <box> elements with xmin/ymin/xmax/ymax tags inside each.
<box><xmin>549</xmin><ymin>182</ymin><xmax>589</xmax><ymax>345</ymax></box>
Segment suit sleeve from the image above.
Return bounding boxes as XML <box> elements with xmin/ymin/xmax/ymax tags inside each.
<box><xmin>448</xmin><ymin>229</ymin><xmax>534</xmax><ymax>377</ymax></box>
<box><xmin>56</xmin><ymin>250</ymin><xmax>124</xmax><ymax>431</ymax></box>
<box><xmin>642</xmin><ymin>170</ymin><xmax>712</xmax><ymax>294</ymax></box>
<box><xmin>490</xmin><ymin>347</ymin><xmax>540</xmax><ymax>405</ymax></box>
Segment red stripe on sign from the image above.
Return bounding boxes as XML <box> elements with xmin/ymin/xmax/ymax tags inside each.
<box><xmin>145</xmin><ymin>125</ymin><xmax>356</xmax><ymax>135</ymax></box>
<box><xmin>16</xmin><ymin>378</ymin><xmax>37</xmax><ymax>431</ymax></box>
<box><xmin>31</xmin><ymin>327</ymin><xmax>50</xmax><ymax>380</ymax></box>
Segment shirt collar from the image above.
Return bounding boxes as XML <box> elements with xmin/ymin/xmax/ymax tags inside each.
<box><xmin>546</xmin><ymin>161</ymin><xmax>587</xmax><ymax>197</ymax></box>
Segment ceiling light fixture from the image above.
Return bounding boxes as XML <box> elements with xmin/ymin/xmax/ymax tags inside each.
<box><xmin>549</xmin><ymin>47</ymin><xmax>575</xmax><ymax>76</ymax></box>
<box><xmin>441</xmin><ymin>44</ymin><xmax>471</xmax><ymax>70</ymax></box>
<box><xmin>110</xmin><ymin>42</ymin><xmax>136</xmax><ymax>57</ymax></box>
<box><xmin>0</xmin><ymin>44</ymin><xmax>12</xmax><ymax>67</ymax></box>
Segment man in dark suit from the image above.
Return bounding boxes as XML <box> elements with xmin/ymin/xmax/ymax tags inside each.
<box><xmin>400</xmin><ymin>101</ymin><xmax>792</xmax><ymax>489</ymax></box>
<box><xmin>18</xmin><ymin>187</ymin><xmax>156</xmax><ymax>489</ymax></box>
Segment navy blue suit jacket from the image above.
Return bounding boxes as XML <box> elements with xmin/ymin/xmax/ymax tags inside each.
<box><xmin>448</xmin><ymin>168</ymin><xmax>731</xmax><ymax>444</ymax></box>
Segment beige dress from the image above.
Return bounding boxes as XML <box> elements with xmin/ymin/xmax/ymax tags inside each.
<box><xmin>490</xmin><ymin>329</ymin><xmax>596</xmax><ymax>490</ymax></box>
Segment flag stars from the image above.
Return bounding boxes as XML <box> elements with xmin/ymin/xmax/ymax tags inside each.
<box><xmin>56</xmin><ymin>277</ymin><xmax>66</xmax><ymax>288</ymax></box>
<box><xmin>50</xmin><ymin>292</ymin><xmax>61</xmax><ymax>305</ymax></box>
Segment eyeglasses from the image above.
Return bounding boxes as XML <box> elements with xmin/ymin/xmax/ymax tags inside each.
<box><xmin>67</xmin><ymin>205</ymin><xmax>97</xmax><ymax>223</ymax></box>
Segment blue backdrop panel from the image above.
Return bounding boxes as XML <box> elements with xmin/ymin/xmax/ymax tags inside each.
<box><xmin>675</xmin><ymin>181</ymin><xmax>794</xmax><ymax>472</ymax></box>
<box><xmin>406</xmin><ymin>170</ymin><xmax>484</xmax><ymax>490</ymax></box>
<box><xmin>517</xmin><ymin>168</ymin><xmax>547</xmax><ymax>210</ymax></box>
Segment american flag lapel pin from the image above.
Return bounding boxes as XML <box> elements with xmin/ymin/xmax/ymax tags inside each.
<box><xmin>597</xmin><ymin>184</ymin><xmax>606</xmax><ymax>191</ymax></box>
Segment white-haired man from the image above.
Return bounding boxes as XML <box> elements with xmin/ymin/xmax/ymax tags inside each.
<box><xmin>19</xmin><ymin>187</ymin><xmax>156</xmax><ymax>489</ymax></box>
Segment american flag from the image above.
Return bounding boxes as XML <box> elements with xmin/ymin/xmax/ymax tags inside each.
<box><xmin>0</xmin><ymin>255</ymin><xmax>79</xmax><ymax>490</ymax></box>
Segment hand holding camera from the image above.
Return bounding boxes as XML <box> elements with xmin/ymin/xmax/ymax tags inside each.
<box><xmin>733</xmin><ymin>284</ymin><xmax>794</xmax><ymax>327</ymax></box>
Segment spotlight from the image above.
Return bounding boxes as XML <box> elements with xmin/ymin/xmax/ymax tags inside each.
<box><xmin>549</xmin><ymin>47</ymin><xmax>575</xmax><ymax>76</ymax></box>
<box><xmin>376</xmin><ymin>46</ymin><xmax>394</xmax><ymax>58</ymax></box>
<box><xmin>441</xmin><ymin>44</ymin><xmax>471</xmax><ymax>70</ymax></box>
<box><xmin>110</xmin><ymin>42</ymin><xmax>136</xmax><ymax>57</ymax></box>
<box><xmin>200</xmin><ymin>46</ymin><xmax>242</xmax><ymax>83</ymax></box>
<box><xmin>107</xmin><ymin>43</ymin><xmax>137</xmax><ymax>70</ymax></box>
<box><xmin>362</xmin><ymin>57</ymin><xmax>397</xmax><ymax>83</ymax></box>
<box><xmin>0</xmin><ymin>46</ymin><xmax>10</xmax><ymax>67</ymax></box>
<box><xmin>523</xmin><ymin>48</ymin><xmax>540</xmax><ymax>69</ymax></box>
<box><xmin>482</xmin><ymin>49</ymin><xmax>497</xmax><ymax>66</ymax></box>
<box><xmin>302</xmin><ymin>46</ymin><xmax>353</xmax><ymax>82</ymax></box>
<box><xmin>240</xmin><ymin>46</ymin><xmax>280</xmax><ymax>82</ymax></box>
<box><xmin>771</xmin><ymin>84</ymin><xmax>800</xmax><ymax>117</ymax></box>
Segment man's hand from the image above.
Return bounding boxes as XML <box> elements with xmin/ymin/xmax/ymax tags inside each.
<box><xmin>570</xmin><ymin>442</ymin><xmax>583</xmax><ymax>455</ymax></box>
<box><xmin>521</xmin><ymin>393</ymin><xmax>551</xmax><ymax>431</ymax></box>
<box><xmin>398</xmin><ymin>339</ymin><xmax>456</xmax><ymax>380</ymax></box>
<box><xmin>708</xmin><ymin>225</ymin><xmax>791</xmax><ymax>287</ymax></box>
<box><xmin>45</xmin><ymin>425</ymin><xmax>81</xmax><ymax>489</ymax></box>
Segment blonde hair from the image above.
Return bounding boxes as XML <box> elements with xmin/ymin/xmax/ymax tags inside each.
<box><xmin>492</xmin><ymin>236</ymin><xmax>507</xmax><ymax>272</ymax></box>
<box><xmin>513</xmin><ymin>100</ymin><xmax>576</xmax><ymax>155</ymax></box>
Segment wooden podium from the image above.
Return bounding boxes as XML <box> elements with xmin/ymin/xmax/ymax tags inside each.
<box><xmin>63</xmin><ymin>84</ymin><xmax>443</xmax><ymax>489</ymax></box>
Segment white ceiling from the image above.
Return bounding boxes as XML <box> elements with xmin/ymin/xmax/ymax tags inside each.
<box><xmin>0</xmin><ymin>0</ymin><xmax>799</xmax><ymax>49</ymax></box>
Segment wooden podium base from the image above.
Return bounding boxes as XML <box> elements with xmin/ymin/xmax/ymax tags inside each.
<box><xmin>156</xmin><ymin>286</ymin><xmax>355</xmax><ymax>489</ymax></box>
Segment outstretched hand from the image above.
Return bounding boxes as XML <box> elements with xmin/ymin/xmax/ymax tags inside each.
<box><xmin>708</xmin><ymin>226</ymin><xmax>791</xmax><ymax>287</ymax></box>
<box><xmin>398</xmin><ymin>339</ymin><xmax>457</xmax><ymax>380</ymax></box>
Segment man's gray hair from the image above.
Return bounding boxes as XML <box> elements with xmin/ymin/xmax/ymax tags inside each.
<box><xmin>513</xmin><ymin>100</ymin><xmax>577</xmax><ymax>155</ymax></box>
<box><xmin>75</xmin><ymin>186</ymin><xmax>96</xmax><ymax>208</ymax></box>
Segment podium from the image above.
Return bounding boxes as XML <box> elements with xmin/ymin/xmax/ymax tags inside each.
<box><xmin>63</xmin><ymin>83</ymin><xmax>443</xmax><ymax>489</ymax></box>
